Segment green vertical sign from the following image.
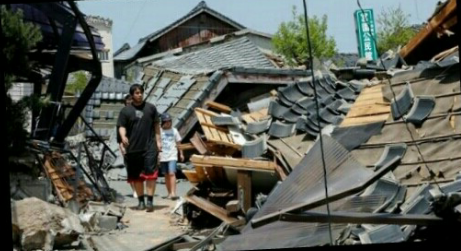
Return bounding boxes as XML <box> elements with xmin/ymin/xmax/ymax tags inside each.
<box><xmin>354</xmin><ymin>9</ymin><xmax>378</xmax><ymax>61</ymax></box>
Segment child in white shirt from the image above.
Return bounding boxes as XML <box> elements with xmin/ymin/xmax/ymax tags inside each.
<box><xmin>159</xmin><ymin>113</ymin><xmax>184</xmax><ymax>200</ymax></box>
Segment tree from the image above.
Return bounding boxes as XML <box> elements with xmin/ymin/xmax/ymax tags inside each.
<box><xmin>376</xmin><ymin>6</ymin><xmax>417</xmax><ymax>54</ymax></box>
<box><xmin>2</xmin><ymin>6</ymin><xmax>43</xmax><ymax>155</ymax></box>
<box><xmin>66</xmin><ymin>71</ymin><xmax>88</xmax><ymax>93</ymax></box>
<box><xmin>272</xmin><ymin>6</ymin><xmax>337</xmax><ymax>66</ymax></box>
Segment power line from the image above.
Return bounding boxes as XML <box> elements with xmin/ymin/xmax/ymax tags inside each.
<box><xmin>302</xmin><ymin>0</ymin><xmax>334</xmax><ymax>246</ymax></box>
<box><xmin>122</xmin><ymin>0</ymin><xmax>149</xmax><ymax>44</ymax></box>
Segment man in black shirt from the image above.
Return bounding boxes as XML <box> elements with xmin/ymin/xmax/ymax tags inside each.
<box><xmin>118</xmin><ymin>84</ymin><xmax>162</xmax><ymax>212</ymax></box>
<box><xmin>116</xmin><ymin>94</ymin><xmax>137</xmax><ymax>198</ymax></box>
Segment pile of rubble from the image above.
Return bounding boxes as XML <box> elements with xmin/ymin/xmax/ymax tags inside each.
<box><xmin>10</xmin><ymin>139</ymin><xmax>126</xmax><ymax>251</ymax></box>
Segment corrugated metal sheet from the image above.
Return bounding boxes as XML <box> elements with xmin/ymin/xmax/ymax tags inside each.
<box><xmin>253</xmin><ymin>135</ymin><xmax>372</xmax><ymax>218</ymax></box>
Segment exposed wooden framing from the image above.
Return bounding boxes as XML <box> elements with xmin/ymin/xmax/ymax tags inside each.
<box><xmin>340</xmin><ymin>84</ymin><xmax>391</xmax><ymax>127</ymax></box>
<box><xmin>184</xmin><ymin>195</ymin><xmax>243</xmax><ymax>226</ymax></box>
<box><xmin>195</xmin><ymin>108</ymin><xmax>241</xmax><ymax>149</ymax></box>
<box><xmin>205</xmin><ymin>100</ymin><xmax>232</xmax><ymax>113</ymax></box>
<box><xmin>43</xmin><ymin>152</ymin><xmax>93</xmax><ymax>204</ymax></box>
<box><xmin>399</xmin><ymin>0</ymin><xmax>457</xmax><ymax>58</ymax></box>
<box><xmin>190</xmin><ymin>155</ymin><xmax>277</xmax><ymax>171</ymax></box>
<box><xmin>279</xmin><ymin>212</ymin><xmax>448</xmax><ymax>225</ymax></box>
<box><xmin>237</xmin><ymin>170</ymin><xmax>252</xmax><ymax>212</ymax></box>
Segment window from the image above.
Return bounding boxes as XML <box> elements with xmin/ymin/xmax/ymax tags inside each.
<box><xmin>98</xmin><ymin>50</ymin><xmax>109</xmax><ymax>61</ymax></box>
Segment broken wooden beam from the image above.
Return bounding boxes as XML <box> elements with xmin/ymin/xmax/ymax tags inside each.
<box><xmin>184</xmin><ymin>194</ymin><xmax>244</xmax><ymax>226</ymax></box>
<box><xmin>190</xmin><ymin>155</ymin><xmax>277</xmax><ymax>172</ymax></box>
<box><xmin>399</xmin><ymin>0</ymin><xmax>457</xmax><ymax>59</ymax></box>
<box><xmin>226</xmin><ymin>200</ymin><xmax>241</xmax><ymax>214</ymax></box>
<box><xmin>205</xmin><ymin>100</ymin><xmax>232</xmax><ymax>114</ymax></box>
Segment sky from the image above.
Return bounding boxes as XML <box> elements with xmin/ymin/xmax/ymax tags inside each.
<box><xmin>79</xmin><ymin>0</ymin><xmax>441</xmax><ymax>53</ymax></box>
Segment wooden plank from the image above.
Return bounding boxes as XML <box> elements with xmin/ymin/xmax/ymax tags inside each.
<box><xmin>208</xmin><ymin>139</ymin><xmax>242</xmax><ymax>149</ymax></box>
<box><xmin>346</xmin><ymin>104</ymin><xmax>391</xmax><ymax>118</ymax></box>
<box><xmin>275</xmin><ymin>164</ymin><xmax>288</xmax><ymax>181</ymax></box>
<box><xmin>352</xmin><ymin>99</ymin><xmax>389</xmax><ymax>107</ymax></box>
<box><xmin>237</xmin><ymin>170</ymin><xmax>252</xmax><ymax>212</ymax></box>
<box><xmin>183</xmin><ymin>170</ymin><xmax>200</xmax><ymax>184</ymax></box>
<box><xmin>340</xmin><ymin>113</ymin><xmax>390</xmax><ymax>127</ymax></box>
<box><xmin>190</xmin><ymin>155</ymin><xmax>277</xmax><ymax>171</ymax></box>
<box><xmin>441</xmin><ymin>14</ymin><xmax>457</xmax><ymax>30</ymax></box>
<box><xmin>195</xmin><ymin>166</ymin><xmax>207</xmax><ymax>182</ymax></box>
<box><xmin>241</xmin><ymin>114</ymin><xmax>256</xmax><ymax>123</ymax></box>
<box><xmin>221</xmin><ymin>166</ymin><xmax>275</xmax><ymax>173</ymax></box>
<box><xmin>184</xmin><ymin>195</ymin><xmax>241</xmax><ymax>225</ymax></box>
<box><xmin>199</xmin><ymin>122</ymin><xmax>229</xmax><ymax>132</ymax></box>
<box><xmin>205</xmin><ymin>100</ymin><xmax>232</xmax><ymax>113</ymax></box>
<box><xmin>178</xmin><ymin>143</ymin><xmax>196</xmax><ymax>151</ymax></box>
<box><xmin>195</xmin><ymin>107</ymin><xmax>219</xmax><ymax>117</ymax></box>
<box><xmin>399</xmin><ymin>0</ymin><xmax>457</xmax><ymax>58</ymax></box>
<box><xmin>196</xmin><ymin>112</ymin><xmax>214</xmax><ymax>140</ymax></box>
<box><xmin>203</xmin><ymin>114</ymin><xmax>221</xmax><ymax>141</ymax></box>
<box><xmin>354</xmin><ymin>92</ymin><xmax>384</xmax><ymax>102</ymax></box>
<box><xmin>359</xmin><ymin>87</ymin><xmax>383</xmax><ymax>95</ymax></box>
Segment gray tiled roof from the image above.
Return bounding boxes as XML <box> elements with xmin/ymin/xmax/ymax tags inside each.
<box><xmin>114</xmin><ymin>1</ymin><xmax>245</xmax><ymax>62</ymax></box>
<box><xmin>113</xmin><ymin>40</ymin><xmax>147</xmax><ymax>61</ymax></box>
<box><xmin>151</xmin><ymin>37</ymin><xmax>274</xmax><ymax>74</ymax></box>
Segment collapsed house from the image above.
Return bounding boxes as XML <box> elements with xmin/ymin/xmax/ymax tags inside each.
<box><xmin>146</xmin><ymin>0</ymin><xmax>461</xmax><ymax>248</ymax></box>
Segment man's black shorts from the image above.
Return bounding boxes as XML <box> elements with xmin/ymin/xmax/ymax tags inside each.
<box><xmin>125</xmin><ymin>149</ymin><xmax>158</xmax><ymax>182</ymax></box>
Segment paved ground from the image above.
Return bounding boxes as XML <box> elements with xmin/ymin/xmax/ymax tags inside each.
<box><xmin>88</xmin><ymin>177</ymin><xmax>193</xmax><ymax>251</ymax></box>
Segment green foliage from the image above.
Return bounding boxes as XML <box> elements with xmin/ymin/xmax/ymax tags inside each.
<box><xmin>66</xmin><ymin>71</ymin><xmax>88</xmax><ymax>93</ymax></box>
<box><xmin>2</xmin><ymin>6</ymin><xmax>42</xmax><ymax>89</ymax></box>
<box><xmin>376</xmin><ymin>6</ymin><xmax>417</xmax><ymax>54</ymax></box>
<box><xmin>272</xmin><ymin>6</ymin><xmax>337</xmax><ymax>66</ymax></box>
<box><xmin>2</xmin><ymin>6</ymin><xmax>43</xmax><ymax>156</ymax></box>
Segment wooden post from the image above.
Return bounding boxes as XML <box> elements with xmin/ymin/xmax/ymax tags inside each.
<box><xmin>237</xmin><ymin>170</ymin><xmax>252</xmax><ymax>213</ymax></box>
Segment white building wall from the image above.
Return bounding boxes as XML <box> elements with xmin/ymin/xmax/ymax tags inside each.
<box><xmin>86</xmin><ymin>16</ymin><xmax>114</xmax><ymax>78</ymax></box>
